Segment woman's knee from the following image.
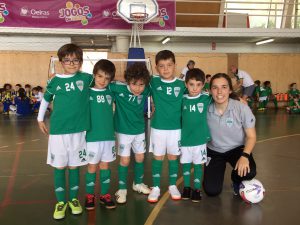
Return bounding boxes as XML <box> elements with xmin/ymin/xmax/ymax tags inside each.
<box><xmin>203</xmin><ymin>183</ymin><xmax>222</xmax><ymax>197</ymax></box>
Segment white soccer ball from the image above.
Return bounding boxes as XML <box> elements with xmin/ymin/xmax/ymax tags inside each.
<box><xmin>239</xmin><ymin>179</ymin><xmax>265</xmax><ymax>204</ymax></box>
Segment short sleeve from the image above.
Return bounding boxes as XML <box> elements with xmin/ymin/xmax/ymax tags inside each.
<box><xmin>240</xmin><ymin>103</ymin><xmax>256</xmax><ymax>129</ymax></box>
<box><xmin>44</xmin><ymin>79</ymin><xmax>55</xmax><ymax>102</ymax></box>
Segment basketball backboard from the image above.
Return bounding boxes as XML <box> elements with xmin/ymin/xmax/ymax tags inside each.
<box><xmin>117</xmin><ymin>0</ymin><xmax>159</xmax><ymax>23</ymax></box>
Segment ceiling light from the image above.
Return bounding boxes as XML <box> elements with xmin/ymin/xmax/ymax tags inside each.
<box><xmin>162</xmin><ymin>37</ymin><xmax>170</xmax><ymax>44</ymax></box>
<box><xmin>256</xmin><ymin>39</ymin><xmax>274</xmax><ymax>45</ymax></box>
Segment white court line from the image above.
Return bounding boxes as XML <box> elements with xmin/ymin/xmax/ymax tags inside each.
<box><xmin>16</xmin><ymin>142</ymin><xmax>25</xmax><ymax>145</ymax></box>
<box><xmin>31</xmin><ymin>139</ymin><xmax>40</xmax><ymax>142</ymax></box>
<box><xmin>0</xmin><ymin>146</ymin><xmax>8</xmax><ymax>149</ymax></box>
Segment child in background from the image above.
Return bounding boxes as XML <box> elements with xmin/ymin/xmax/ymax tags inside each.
<box><xmin>288</xmin><ymin>83</ymin><xmax>300</xmax><ymax>108</ymax></box>
<box><xmin>148</xmin><ymin>50</ymin><xmax>186</xmax><ymax>203</ymax></box>
<box><xmin>258</xmin><ymin>81</ymin><xmax>277</xmax><ymax>110</ymax></box>
<box><xmin>25</xmin><ymin>84</ymin><xmax>32</xmax><ymax>98</ymax></box>
<box><xmin>37</xmin><ymin>43</ymin><xmax>93</xmax><ymax>220</ymax></box>
<box><xmin>85</xmin><ymin>59</ymin><xmax>117</xmax><ymax>210</ymax></box>
<box><xmin>203</xmin><ymin>74</ymin><xmax>211</xmax><ymax>93</ymax></box>
<box><xmin>181</xmin><ymin>68</ymin><xmax>211</xmax><ymax>202</ymax></box>
<box><xmin>248</xmin><ymin>80</ymin><xmax>260</xmax><ymax>109</ymax></box>
<box><xmin>13</xmin><ymin>84</ymin><xmax>22</xmax><ymax>97</ymax></box>
<box><xmin>12</xmin><ymin>88</ymin><xmax>32</xmax><ymax>116</ymax></box>
<box><xmin>1</xmin><ymin>83</ymin><xmax>13</xmax><ymax>114</ymax></box>
<box><xmin>32</xmin><ymin>86</ymin><xmax>44</xmax><ymax>112</ymax></box>
<box><xmin>286</xmin><ymin>94</ymin><xmax>300</xmax><ymax>114</ymax></box>
<box><xmin>111</xmin><ymin>63</ymin><xmax>151</xmax><ymax>204</ymax></box>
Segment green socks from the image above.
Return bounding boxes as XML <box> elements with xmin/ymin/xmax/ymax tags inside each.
<box><xmin>134</xmin><ymin>161</ymin><xmax>144</xmax><ymax>185</ymax></box>
<box><xmin>100</xmin><ymin>169</ymin><xmax>111</xmax><ymax>195</ymax></box>
<box><xmin>69</xmin><ymin>168</ymin><xmax>80</xmax><ymax>200</ymax></box>
<box><xmin>118</xmin><ymin>165</ymin><xmax>128</xmax><ymax>189</ymax></box>
<box><xmin>182</xmin><ymin>163</ymin><xmax>192</xmax><ymax>187</ymax></box>
<box><xmin>152</xmin><ymin>159</ymin><xmax>163</xmax><ymax>187</ymax></box>
<box><xmin>194</xmin><ymin>164</ymin><xmax>203</xmax><ymax>190</ymax></box>
<box><xmin>54</xmin><ymin>168</ymin><xmax>66</xmax><ymax>203</ymax></box>
<box><xmin>169</xmin><ymin>159</ymin><xmax>179</xmax><ymax>186</ymax></box>
<box><xmin>85</xmin><ymin>172</ymin><xmax>96</xmax><ymax>194</ymax></box>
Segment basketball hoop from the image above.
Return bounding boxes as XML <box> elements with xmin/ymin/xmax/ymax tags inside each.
<box><xmin>130</xmin><ymin>12</ymin><xmax>148</xmax><ymax>23</ymax></box>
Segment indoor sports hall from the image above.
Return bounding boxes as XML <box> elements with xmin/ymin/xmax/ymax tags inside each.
<box><xmin>0</xmin><ymin>1</ymin><xmax>300</xmax><ymax>225</ymax></box>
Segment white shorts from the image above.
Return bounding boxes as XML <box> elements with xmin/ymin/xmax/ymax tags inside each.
<box><xmin>116</xmin><ymin>133</ymin><xmax>146</xmax><ymax>157</ymax></box>
<box><xmin>180</xmin><ymin>144</ymin><xmax>207</xmax><ymax>164</ymax></box>
<box><xmin>150</xmin><ymin>128</ymin><xmax>181</xmax><ymax>156</ymax></box>
<box><xmin>47</xmin><ymin>132</ymin><xmax>88</xmax><ymax>167</ymax></box>
<box><xmin>259</xmin><ymin>96</ymin><xmax>268</xmax><ymax>102</ymax></box>
<box><xmin>87</xmin><ymin>141</ymin><xmax>116</xmax><ymax>164</ymax></box>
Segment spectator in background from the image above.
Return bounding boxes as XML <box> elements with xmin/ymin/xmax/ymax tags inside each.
<box><xmin>180</xmin><ymin>60</ymin><xmax>195</xmax><ymax>80</ymax></box>
<box><xmin>231</xmin><ymin>65</ymin><xmax>255</xmax><ymax>102</ymax></box>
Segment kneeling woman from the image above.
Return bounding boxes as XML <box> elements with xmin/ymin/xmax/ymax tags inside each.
<box><xmin>203</xmin><ymin>73</ymin><xmax>257</xmax><ymax>196</ymax></box>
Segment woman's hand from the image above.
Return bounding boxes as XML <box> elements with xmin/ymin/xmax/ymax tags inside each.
<box><xmin>235</xmin><ymin>156</ymin><xmax>250</xmax><ymax>177</ymax></box>
<box><xmin>38</xmin><ymin>121</ymin><xmax>49</xmax><ymax>135</ymax></box>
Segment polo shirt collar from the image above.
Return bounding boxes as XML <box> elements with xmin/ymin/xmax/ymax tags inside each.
<box><xmin>208</xmin><ymin>98</ymin><xmax>235</xmax><ymax>115</ymax></box>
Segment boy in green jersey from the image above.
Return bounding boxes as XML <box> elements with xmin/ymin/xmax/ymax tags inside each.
<box><xmin>287</xmin><ymin>94</ymin><xmax>300</xmax><ymax>113</ymax></box>
<box><xmin>148</xmin><ymin>50</ymin><xmax>186</xmax><ymax>203</ymax></box>
<box><xmin>181</xmin><ymin>68</ymin><xmax>211</xmax><ymax>203</ymax></box>
<box><xmin>288</xmin><ymin>83</ymin><xmax>300</xmax><ymax>107</ymax></box>
<box><xmin>110</xmin><ymin>63</ymin><xmax>151</xmax><ymax>204</ymax></box>
<box><xmin>37</xmin><ymin>44</ymin><xmax>93</xmax><ymax>220</ymax></box>
<box><xmin>258</xmin><ymin>81</ymin><xmax>277</xmax><ymax>110</ymax></box>
<box><xmin>85</xmin><ymin>59</ymin><xmax>117</xmax><ymax>210</ymax></box>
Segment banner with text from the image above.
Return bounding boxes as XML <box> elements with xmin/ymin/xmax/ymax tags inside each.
<box><xmin>0</xmin><ymin>0</ymin><xmax>175</xmax><ymax>30</ymax></box>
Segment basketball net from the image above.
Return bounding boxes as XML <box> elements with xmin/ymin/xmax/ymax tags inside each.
<box><xmin>129</xmin><ymin>12</ymin><xmax>148</xmax><ymax>48</ymax></box>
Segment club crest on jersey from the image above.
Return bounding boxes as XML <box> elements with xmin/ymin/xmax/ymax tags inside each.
<box><xmin>56</xmin><ymin>85</ymin><xmax>61</xmax><ymax>91</ymax></box>
<box><xmin>106</xmin><ymin>95</ymin><xmax>112</xmax><ymax>105</ymax></box>
<box><xmin>137</xmin><ymin>95</ymin><xmax>143</xmax><ymax>104</ymax></box>
<box><xmin>225</xmin><ymin>118</ymin><xmax>234</xmax><ymax>128</ymax></box>
<box><xmin>197</xmin><ymin>103</ymin><xmax>204</xmax><ymax>113</ymax></box>
<box><xmin>76</xmin><ymin>80</ymin><xmax>84</xmax><ymax>91</ymax></box>
<box><xmin>157</xmin><ymin>86</ymin><xmax>162</xmax><ymax>91</ymax></box>
<box><xmin>89</xmin><ymin>96</ymin><xmax>93</xmax><ymax>101</ymax></box>
<box><xmin>174</xmin><ymin>87</ymin><xmax>180</xmax><ymax>97</ymax></box>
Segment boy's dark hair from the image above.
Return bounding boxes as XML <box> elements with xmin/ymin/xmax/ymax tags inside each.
<box><xmin>187</xmin><ymin>60</ymin><xmax>195</xmax><ymax>67</ymax></box>
<box><xmin>93</xmin><ymin>59</ymin><xmax>116</xmax><ymax>81</ymax></box>
<box><xmin>57</xmin><ymin>43</ymin><xmax>83</xmax><ymax>62</ymax></box>
<box><xmin>185</xmin><ymin>68</ymin><xmax>205</xmax><ymax>84</ymax></box>
<box><xmin>155</xmin><ymin>50</ymin><xmax>175</xmax><ymax>65</ymax></box>
<box><xmin>15</xmin><ymin>84</ymin><xmax>22</xmax><ymax>87</ymax></box>
<box><xmin>254</xmin><ymin>80</ymin><xmax>261</xmax><ymax>85</ymax></box>
<box><xmin>290</xmin><ymin>82</ymin><xmax>296</xmax><ymax>88</ymax></box>
<box><xmin>125</xmin><ymin>63</ymin><xmax>150</xmax><ymax>85</ymax></box>
<box><xmin>36</xmin><ymin>86</ymin><xmax>43</xmax><ymax>91</ymax></box>
<box><xmin>3</xmin><ymin>83</ymin><xmax>12</xmax><ymax>89</ymax></box>
<box><xmin>264</xmin><ymin>81</ymin><xmax>271</xmax><ymax>86</ymax></box>
<box><xmin>25</xmin><ymin>84</ymin><xmax>31</xmax><ymax>89</ymax></box>
<box><xmin>18</xmin><ymin>88</ymin><xmax>27</xmax><ymax>101</ymax></box>
<box><xmin>206</xmin><ymin>74</ymin><xmax>211</xmax><ymax>79</ymax></box>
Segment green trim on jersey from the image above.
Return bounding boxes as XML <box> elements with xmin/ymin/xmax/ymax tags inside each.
<box><xmin>44</xmin><ymin>72</ymin><xmax>93</xmax><ymax>134</ymax></box>
<box><xmin>86</xmin><ymin>88</ymin><xmax>115</xmax><ymax>142</ymax></box>
<box><xmin>181</xmin><ymin>93</ymin><xmax>212</xmax><ymax>146</ymax></box>
<box><xmin>109</xmin><ymin>81</ymin><xmax>150</xmax><ymax>135</ymax></box>
<box><xmin>150</xmin><ymin>76</ymin><xmax>186</xmax><ymax>130</ymax></box>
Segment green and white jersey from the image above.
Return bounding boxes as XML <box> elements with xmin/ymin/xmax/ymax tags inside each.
<box><xmin>150</xmin><ymin>76</ymin><xmax>186</xmax><ymax>130</ymax></box>
<box><xmin>288</xmin><ymin>89</ymin><xmax>300</xmax><ymax>97</ymax></box>
<box><xmin>109</xmin><ymin>81</ymin><xmax>150</xmax><ymax>135</ymax></box>
<box><xmin>259</xmin><ymin>86</ymin><xmax>271</xmax><ymax>97</ymax></box>
<box><xmin>44</xmin><ymin>72</ymin><xmax>93</xmax><ymax>135</ymax></box>
<box><xmin>86</xmin><ymin>88</ymin><xmax>115</xmax><ymax>142</ymax></box>
<box><xmin>181</xmin><ymin>93</ymin><xmax>212</xmax><ymax>146</ymax></box>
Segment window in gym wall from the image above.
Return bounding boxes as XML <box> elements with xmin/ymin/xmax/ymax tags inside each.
<box><xmin>225</xmin><ymin>0</ymin><xmax>285</xmax><ymax>28</ymax></box>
